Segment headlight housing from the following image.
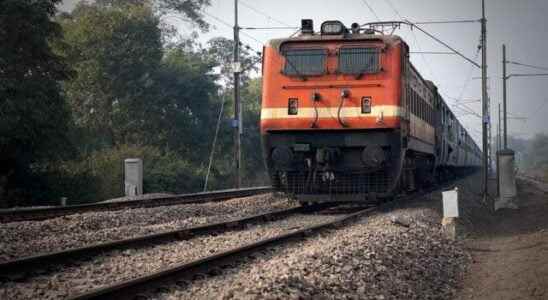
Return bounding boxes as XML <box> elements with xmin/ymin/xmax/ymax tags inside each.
<box><xmin>321</xmin><ymin>21</ymin><xmax>345</xmax><ymax>35</ymax></box>
<box><xmin>288</xmin><ymin>98</ymin><xmax>298</xmax><ymax>115</ymax></box>
<box><xmin>361</xmin><ymin>96</ymin><xmax>372</xmax><ymax>114</ymax></box>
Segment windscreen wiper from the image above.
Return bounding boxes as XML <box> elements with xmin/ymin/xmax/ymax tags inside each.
<box><xmin>283</xmin><ymin>54</ymin><xmax>308</xmax><ymax>81</ymax></box>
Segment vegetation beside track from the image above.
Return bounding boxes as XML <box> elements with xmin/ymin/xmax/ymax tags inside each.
<box><xmin>0</xmin><ymin>0</ymin><xmax>267</xmax><ymax>208</ymax></box>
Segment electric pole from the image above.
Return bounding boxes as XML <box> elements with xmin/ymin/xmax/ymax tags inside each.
<box><xmin>498</xmin><ymin>103</ymin><xmax>502</xmax><ymax>152</ymax></box>
<box><xmin>497</xmin><ymin>103</ymin><xmax>501</xmax><ymax>196</ymax></box>
<box><xmin>502</xmin><ymin>44</ymin><xmax>508</xmax><ymax>149</ymax></box>
<box><xmin>233</xmin><ymin>0</ymin><xmax>241</xmax><ymax>188</ymax></box>
<box><xmin>481</xmin><ymin>0</ymin><xmax>489</xmax><ymax>202</ymax></box>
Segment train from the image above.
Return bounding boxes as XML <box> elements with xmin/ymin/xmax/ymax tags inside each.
<box><xmin>260</xmin><ymin>20</ymin><xmax>481</xmax><ymax>203</ymax></box>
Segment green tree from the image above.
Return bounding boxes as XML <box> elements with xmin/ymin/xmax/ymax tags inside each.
<box><xmin>96</xmin><ymin>0</ymin><xmax>211</xmax><ymax>31</ymax></box>
<box><xmin>240</xmin><ymin>78</ymin><xmax>268</xmax><ymax>186</ymax></box>
<box><xmin>200</xmin><ymin>38</ymin><xmax>266</xmax><ymax>188</ymax></box>
<box><xmin>55</xmin><ymin>2</ymin><xmax>164</xmax><ymax>148</ymax></box>
<box><xmin>0</xmin><ymin>0</ymin><xmax>73</xmax><ymax>206</ymax></box>
<box><xmin>152</xmin><ymin>45</ymin><xmax>219</xmax><ymax>160</ymax></box>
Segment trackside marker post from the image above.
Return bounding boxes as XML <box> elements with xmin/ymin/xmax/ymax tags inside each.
<box><xmin>442</xmin><ymin>188</ymin><xmax>460</xmax><ymax>240</ymax></box>
<box><xmin>125</xmin><ymin>158</ymin><xmax>143</xmax><ymax>197</ymax></box>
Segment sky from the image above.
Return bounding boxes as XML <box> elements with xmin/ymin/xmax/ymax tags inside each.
<box><xmin>58</xmin><ymin>0</ymin><xmax>548</xmax><ymax>144</ymax></box>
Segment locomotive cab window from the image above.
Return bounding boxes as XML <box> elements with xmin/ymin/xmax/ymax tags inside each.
<box><xmin>338</xmin><ymin>47</ymin><xmax>380</xmax><ymax>75</ymax></box>
<box><xmin>282</xmin><ymin>48</ymin><xmax>327</xmax><ymax>76</ymax></box>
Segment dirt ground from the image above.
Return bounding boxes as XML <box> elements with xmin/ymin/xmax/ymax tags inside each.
<box><xmin>457</xmin><ymin>178</ymin><xmax>548</xmax><ymax>300</ymax></box>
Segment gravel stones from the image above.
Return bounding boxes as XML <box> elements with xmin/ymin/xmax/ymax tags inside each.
<box><xmin>0</xmin><ymin>193</ymin><xmax>292</xmax><ymax>262</ymax></box>
<box><xmin>0</xmin><ymin>180</ymin><xmax>479</xmax><ymax>299</ymax></box>
<box><xmin>0</xmin><ymin>213</ymin><xmax>337</xmax><ymax>299</ymax></box>
<box><xmin>162</xmin><ymin>205</ymin><xmax>470</xmax><ymax>300</ymax></box>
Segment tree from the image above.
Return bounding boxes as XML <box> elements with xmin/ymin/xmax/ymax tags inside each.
<box><xmin>240</xmin><ymin>78</ymin><xmax>269</xmax><ymax>186</ymax></box>
<box><xmin>200</xmin><ymin>38</ymin><xmax>266</xmax><ymax>188</ymax></box>
<box><xmin>0</xmin><ymin>0</ymin><xmax>73</xmax><ymax>206</ymax></box>
<box><xmin>96</xmin><ymin>0</ymin><xmax>211</xmax><ymax>31</ymax></box>
<box><xmin>55</xmin><ymin>1</ymin><xmax>164</xmax><ymax>148</ymax></box>
<box><xmin>151</xmin><ymin>45</ymin><xmax>219</xmax><ymax>160</ymax></box>
<box><xmin>205</xmin><ymin>37</ymin><xmax>261</xmax><ymax>85</ymax></box>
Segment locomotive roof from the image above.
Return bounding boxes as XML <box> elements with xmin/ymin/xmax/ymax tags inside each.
<box><xmin>266</xmin><ymin>33</ymin><xmax>403</xmax><ymax>51</ymax></box>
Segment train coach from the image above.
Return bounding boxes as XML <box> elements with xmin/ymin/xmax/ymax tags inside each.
<box><xmin>260</xmin><ymin>20</ymin><xmax>481</xmax><ymax>203</ymax></box>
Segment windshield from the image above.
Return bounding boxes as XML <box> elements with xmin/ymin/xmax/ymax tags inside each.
<box><xmin>338</xmin><ymin>47</ymin><xmax>380</xmax><ymax>75</ymax></box>
<box><xmin>282</xmin><ymin>48</ymin><xmax>327</xmax><ymax>76</ymax></box>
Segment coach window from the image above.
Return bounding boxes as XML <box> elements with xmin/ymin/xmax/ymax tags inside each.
<box><xmin>282</xmin><ymin>48</ymin><xmax>327</xmax><ymax>76</ymax></box>
<box><xmin>338</xmin><ymin>47</ymin><xmax>380</xmax><ymax>75</ymax></box>
<box><xmin>409</xmin><ymin>89</ymin><xmax>415</xmax><ymax>114</ymax></box>
<box><xmin>413</xmin><ymin>92</ymin><xmax>417</xmax><ymax>116</ymax></box>
<box><xmin>422</xmin><ymin>99</ymin><xmax>426</xmax><ymax>121</ymax></box>
<box><xmin>423</xmin><ymin>101</ymin><xmax>426</xmax><ymax>121</ymax></box>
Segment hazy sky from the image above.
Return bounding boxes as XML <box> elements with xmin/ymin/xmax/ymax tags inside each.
<box><xmin>58</xmin><ymin>0</ymin><xmax>548</xmax><ymax>143</ymax></box>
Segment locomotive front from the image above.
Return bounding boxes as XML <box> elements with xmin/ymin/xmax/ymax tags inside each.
<box><xmin>261</xmin><ymin>20</ymin><xmax>406</xmax><ymax>202</ymax></box>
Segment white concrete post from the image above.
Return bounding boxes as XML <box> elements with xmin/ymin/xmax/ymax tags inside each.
<box><xmin>496</xmin><ymin>149</ymin><xmax>518</xmax><ymax>210</ymax></box>
<box><xmin>124</xmin><ymin>158</ymin><xmax>143</xmax><ymax>196</ymax></box>
<box><xmin>442</xmin><ymin>187</ymin><xmax>460</xmax><ymax>240</ymax></box>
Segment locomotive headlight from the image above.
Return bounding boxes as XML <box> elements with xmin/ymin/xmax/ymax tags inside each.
<box><xmin>321</xmin><ymin>21</ymin><xmax>345</xmax><ymax>35</ymax></box>
<box><xmin>361</xmin><ymin>96</ymin><xmax>372</xmax><ymax>114</ymax></box>
<box><xmin>288</xmin><ymin>98</ymin><xmax>298</xmax><ymax>115</ymax></box>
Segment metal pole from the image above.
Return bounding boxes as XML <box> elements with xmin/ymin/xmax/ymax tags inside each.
<box><xmin>497</xmin><ymin>103</ymin><xmax>501</xmax><ymax>196</ymax></box>
<box><xmin>233</xmin><ymin>0</ymin><xmax>241</xmax><ymax>188</ymax></box>
<box><xmin>502</xmin><ymin>44</ymin><xmax>508</xmax><ymax>149</ymax></box>
<box><xmin>481</xmin><ymin>0</ymin><xmax>489</xmax><ymax>202</ymax></box>
<box><xmin>498</xmin><ymin>104</ymin><xmax>502</xmax><ymax>152</ymax></box>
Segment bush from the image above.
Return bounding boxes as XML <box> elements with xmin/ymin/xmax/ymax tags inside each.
<box><xmin>46</xmin><ymin>144</ymin><xmax>205</xmax><ymax>205</ymax></box>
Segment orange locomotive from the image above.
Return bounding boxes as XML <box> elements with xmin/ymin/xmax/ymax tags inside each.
<box><xmin>261</xmin><ymin>20</ymin><xmax>481</xmax><ymax>203</ymax></box>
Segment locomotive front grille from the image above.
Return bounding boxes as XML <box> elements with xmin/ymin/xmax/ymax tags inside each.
<box><xmin>274</xmin><ymin>170</ymin><xmax>392</xmax><ymax>196</ymax></box>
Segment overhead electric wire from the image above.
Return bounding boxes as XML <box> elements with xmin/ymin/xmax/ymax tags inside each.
<box><xmin>409</xmin><ymin>51</ymin><xmax>456</xmax><ymax>55</ymax></box>
<box><xmin>382</xmin><ymin>0</ymin><xmax>482</xmax><ymax>132</ymax></box>
<box><xmin>506</xmin><ymin>61</ymin><xmax>548</xmax><ymax>72</ymax></box>
<box><xmin>203</xmin><ymin>93</ymin><xmax>227</xmax><ymax>191</ymax></box>
<box><xmin>382</xmin><ymin>0</ymin><xmax>442</xmax><ymax>90</ymax></box>
<box><xmin>413</xmin><ymin>19</ymin><xmax>481</xmax><ymax>25</ymax></box>
<box><xmin>383</xmin><ymin>0</ymin><xmax>403</xmax><ymax>19</ymax></box>
<box><xmin>507</xmin><ymin>73</ymin><xmax>548</xmax><ymax>78</ymax></box>
<box><xmin>239</xmin><ymin>0</ymin><xmax>293</xmax><ymax>27</ymax></box>
<box><xmin>241</xmin><ymin>26</ymin><xmax>299</xmax><ymax>30</ymax></box>
<box><xmin>201</xmin><ymin>10</ymin><xmax>264</xmax><ymax>46</ymax></box>
<box><xmin>360</xmin><ymin>0</ymin><xmax>381</xmax><ymax>22</ymax></box>
<box><xmin>456</xmin><ymin>46</ymin><xmax>481</xmax><ymax>103</ymax></box>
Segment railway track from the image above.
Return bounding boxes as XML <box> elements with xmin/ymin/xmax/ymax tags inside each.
<box><xmin>63</xmin><ymin>178</ymin><xmax>465</xmax><ymax>300</ymax></box>
<box><xmin>0</xmin><ymin>186</ymin><xmax>272</xmax><ymax>223</ymax></box>
<box><xmin>0</xmin><ymin>176</ymin><xmax>470</xmax><ymax>299</ymax></box>
<box><xmin>65</xmin><ymin>205</ymin><xmax>375</xmax><ymax>300</ymax></box>
<box><xmin>0</xmin><ymin>206</ymin><xmax>304</xmax><ymax>277</ymax></box>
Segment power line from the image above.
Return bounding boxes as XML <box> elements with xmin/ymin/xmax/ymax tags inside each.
<box><xmin>381</xmin><ymin>1</ymin><xmax>442</xmax><ymax>92</ymax></box>
<box><xmin>202</xmin><ymin>10</ymin><xmax>264</xmax><ymax>46</ymax></box>
<box><xmin>380</xmin><ymin>2</ymin><xmax>469</xmax><ymax>133</ymax></box>
<box><xmin>413</xmin><ymin>19</ymin><xmax>481</xmax><ymax>25</ymax></box>
<box><xmin>203</xmin><ymin>93</ymin><xmax>227</xmax><ymax>191</ymax></box>
<box><xmin>384</xmin><ymin>0</ymin><xmax>403</xmax><ymax>20</ymax></box>
<box><xmin>361</xmin><ymin>0</ymin><xmax>381</xmax><ymax>21</ymax></box>
<box><xmin>239</xmin><ymin>0</ymin><xmax>293</xmax><ymax>27</ymax></box>
<box><xmin>409</xmin><ymin>51</ymin><xmax>456</xmax><ymax>55</ymax></box>
<box><xmin>241</xmin><ymin>26</ymin><xmax>299</xmax><ymax>30</ymax></box>
<box><xmin>507</xmin><ymin>73</ymin><xmax>548</xmax><ymax>78</ymax></box>
<box><xmin>507</xmin><ymin>60</ymin><xmax>548</xmax><ymax>72</ymax></box>
<box><xmin>456</xmin><ymin>46</ymin><xmax>481</xmax><ymax>103</ymax></box>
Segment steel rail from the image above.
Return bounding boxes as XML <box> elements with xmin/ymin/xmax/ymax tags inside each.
<box><xmin>66</xmin><ymin>174</ymin><xmax>473</xmax><ymax>300</ymax></box>
<box><xmin>0</xmin><ymin>186</ymin><xmax>272</xmax><ymax>223</ymax></box>
<box><xmin>67</xmin><ymin>206</ymin><xmax>377</xmax><ymax>300</ymax></box>
<box><xmin>0</xmin><ymin>206</ymin><xmax>303</xmax><ymax>277</ymax></box>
